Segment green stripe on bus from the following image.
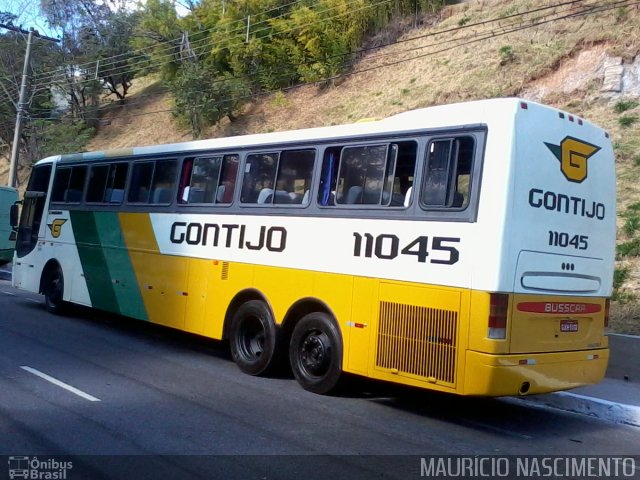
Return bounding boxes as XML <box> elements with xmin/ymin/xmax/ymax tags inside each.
<box><xmin>70</xmin><ymin>211</ymin><xmax>119</xmax><ymax>313</ymax></box>
<box><xmin>70</xmin><ymin>211</ymin><xmax>148</xmax><ymax>320</ymax></box>
<box><xmin>92</xmin><ymin>212</ymin><xmax>148</xmax><ymax>321</ymax></box>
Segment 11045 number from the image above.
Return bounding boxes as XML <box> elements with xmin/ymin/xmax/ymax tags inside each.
<box><xmin>353</xmin><ymin>233</ymin><xmax>460</xmax><ymax>264</ymax></box>
<box><xmin>548</xmin><ymin>231</ymin><xmax>588</xmax><ymax>250</ymax></box>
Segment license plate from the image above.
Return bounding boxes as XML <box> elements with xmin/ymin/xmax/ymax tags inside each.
<box><xmin>560</xmin><ymin>319</ymin><xmax>579</xmax><ymax>332</ymax></box>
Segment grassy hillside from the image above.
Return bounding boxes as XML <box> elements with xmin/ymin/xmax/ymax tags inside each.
<box><xmin>4</xmin><ymin>0</ymin><xmax>640</xmax><ymax>331</ymax></box>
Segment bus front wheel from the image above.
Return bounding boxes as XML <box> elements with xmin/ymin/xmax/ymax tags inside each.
<box><xmin>289</xmin><ymin>312</ymin><xmax>342</xmax><ymax>394</ymax></box>
<box><xmin>43</xmin><ymin>265</ymin><xmax>66</xmax><ymax>314</ymax></box>
<box><xmin>229</xmin><ymin>300</ymin><xmax>282</xmax><ymax>376</ymax></box>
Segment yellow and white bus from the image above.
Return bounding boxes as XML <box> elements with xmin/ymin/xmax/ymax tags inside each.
<box><xmin>12</xmin><ymin>98</ymin><xmax>615</xmax><ymax>396</ymax></box>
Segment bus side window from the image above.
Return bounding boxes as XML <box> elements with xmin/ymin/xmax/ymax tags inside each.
<box><xmin>128</xmin><ymin>160</ymin><xmax>177</xmax><ymax>204</ymax></box>
<box><xmin>240</xmin><ymin>153</ymin><xmax>279</xmax><ymax>204</ymax></box>
<box><xmin>421</xmin><ymin>136</ymin><xmax>474</xmax><ymax>209</ymax></box>
<box><xmin>180</xmin><ymin>154</ymin><xmax>239</xmax><ymax>205</ymax></box>
<box><xmin>318</xmin><ymin>141</ymin><xmax>416</xmax><ymax>207</ymax></box>
<box><xmin>106</xmin><ymin>163</ymin><xmax>128</xmax><ymax>204</ymax></box>
<box><xmin>240</xmin><ymin>150</ymin><xmax>313</xmax><ymax>205</ymax></box>
<box><xmin>150</xmin><ymin>160</ymin><xmax>177</xmax><ymax>204</ymax></box>
<box><xmin>87</xmin><ymin>165</ymin><xmax>110</xmax><ymax>203</ymax></box>
<box><xmin>51</xmin><ymin>165</ymin><xmax>87</xmax><ymax>204</ymax></box>
<box><xmin>388</xmin><ymin>141</ymin><xmax>417</xmax><ymax>207</ymax></box>
<box><xmin>274</xmin><ymin>149</ymin><xmax>315</xmax><ymax>205</ymax></box>
<box><xmin>128</xmin><ymin>162</ymin><xmax>154</xmax><ymax>203</ymax></box>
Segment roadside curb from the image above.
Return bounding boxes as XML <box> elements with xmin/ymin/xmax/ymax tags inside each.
<box><xmin>512</xmin><ymin>392</ymin><xmax>640</xmax><ymax>427</ymax></box>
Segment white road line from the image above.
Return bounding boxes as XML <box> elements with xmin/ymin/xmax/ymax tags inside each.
<box><xmin>1</xmin><ymin>291</ymin><xmax>16</xmax><ymax>296</ymax></box>
<box><xmin>20</xmin><ymin>366</ymin><xmax>101</xmax><ymax>402</ymax></box>
<box><xmin>608</xmin><ymin>332</ymin><xmax>640</xmax><ymax>340</ymax></box>
<box><xmin>26</xmin><ymin>298</ymin><xmax>40</xmax><ymax>303</ymax></box>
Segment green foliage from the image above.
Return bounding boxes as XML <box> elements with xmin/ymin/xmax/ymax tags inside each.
<box><xmin>615</xmin><ymin>7</ymin><xmax>629</xmax><ymax>23</ymax></box>
<box><xmin>499</xmin><ymin>45</ymin><xmax>515</xmax><ymax>65</ymax></box>
<box><xmin>614</xmin><ymin>266</ymin><xmax>630</xmax><ymax>289</ymax></box>
<box><xmin>619</xmin><ymin>115</ymin><xmax>638</xmax><ymax>128</ymax></box>
<box><xmin>617</xmin><ymin>238</ymin><xmax>640</xmax><ymax>259</ymax></box>
<box><xmin>614</xmin><ymin>99</ymin><xmax>639</xmax><ymax>113</ymax></box>
<box><xmin>613</xmin><ymin>266</ymin><xmax>632</xmax><ymax>302</ymax></box>
<box><xmin>133</xmin><ymin>0</ymin><xmax>444</xmax><ymax>131</ymax></box>
<box><xmin>270</xmin><ymin>91</ymin><xmax>290</xmax><ymax>108</ymax></box>
<box><xmin>624</xmin><ymin>215</ymin><xmax>640</xmax><ymax>236</ymax></box>
<box><xmin>169</xmin><ymin>62</ymin><xmax>250</xmax><ymax>137</ymax></box>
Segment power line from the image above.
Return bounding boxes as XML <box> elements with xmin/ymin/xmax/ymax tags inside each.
<box><xmin>33</xmin><ymin>0</ymin><xmax>634</xmax><ymax>125</ymax></box>
<box><xmin>30</xmin><ymin>0</ymin><xmax>315</xmax><ymax>83</ymax></box>
<box><xmin>29</xmin><ymin>0</ymin><xmax>590</xmax><ymax>96</ymax></box>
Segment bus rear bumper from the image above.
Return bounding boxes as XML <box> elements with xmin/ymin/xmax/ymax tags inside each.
<box><xmin>463</xmin><ymin>348</ymin><xmax>609</xmax><ymax>396</ymax></box>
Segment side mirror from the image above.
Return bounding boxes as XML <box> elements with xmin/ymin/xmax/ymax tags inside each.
<box><xmin>10</xmin><ymin>203</ymin><xmax>19</xmax><ymax>228</ymax></box>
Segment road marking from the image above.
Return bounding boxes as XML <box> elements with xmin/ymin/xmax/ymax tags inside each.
<box><xmin>20</xmin><ymin>366</ymin><xmax>101</xmax><ymax>402</ymax></box>
<box><xmin>26</xmin><ymin>298</ymin><xmax>40</xmax><ymax>304</ymax></box>
<box><xmin>1</xmin><ymin>291</ymin><xmax>16</xmax><ymax>296</ymax></box>
<box><xmin>608</xmin><ymin>332</ymin><xmax>640</xmax><ymax>340</ymax></box>
<box><xmin>462</xmin><ymin>418</ymin><xmax>533</xmax><ymax>440</ymax></box>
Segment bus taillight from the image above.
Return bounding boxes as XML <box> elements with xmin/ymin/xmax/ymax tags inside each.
<box><xmin>488</xmin><ymin>293</ymin><xmax>509</xmax><ymax>339</ymax></box>
<box><xmin>604</xmin><ymin>299</ymin><xmax>610</xmax><ymax>328</ymax></box>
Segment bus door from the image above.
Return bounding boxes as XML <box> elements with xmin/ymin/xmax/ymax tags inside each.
<box><xmin>15</xmin><ymin>164</ymin><xmax>52</xmax><ymax>259</ymax></box>
<box><xmin>15</xmin><ymin>191</ymin><xmax>47</xmax><ymax>258</ymax></box>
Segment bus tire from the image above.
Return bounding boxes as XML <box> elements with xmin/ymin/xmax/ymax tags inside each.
<box><xmin>289</xmin><ymin>312</ymin><xmax>342</xmax><ymax>394</ymax></box>
<box><xmin>43</xmin><ymin>265</ymin><xmax>66</xmax><ymax>315</ymax></box>
<box><xmin>229</xmin><ymin>300</ymin><xmax>283</xmax><ymax>376</ymax></box>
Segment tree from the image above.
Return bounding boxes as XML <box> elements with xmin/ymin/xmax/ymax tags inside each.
<box><xmin>39</xmin><ymin>0</ymin><xmax>140</xmax><ymax>111</ymax></box>
<box><xmin>169</xmin><ymin>61</ymin><xmax>249</xmax><ymax>137</ymax></box>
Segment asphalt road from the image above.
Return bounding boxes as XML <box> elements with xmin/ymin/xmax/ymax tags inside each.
<box><xmin>0</xmin><ymin>274</ymin><xmax>639</xmax><ymax>479</ymax></box>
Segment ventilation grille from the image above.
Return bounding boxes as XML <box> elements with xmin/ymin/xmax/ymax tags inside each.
<box><xmin>221</xmin><ymin>262</ymin><xmax>229</xmax><ymax>280</ymax></box>
<box><xmin>376</xmin><ymin>301</ymin><xmax>457</xmax><ymax>385</ymax></box>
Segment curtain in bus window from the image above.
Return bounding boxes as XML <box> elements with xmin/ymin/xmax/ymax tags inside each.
<box><xmin>320</xmin><ymin>152</ymin><xmax>336</xmax><ymax>206</ymax></box>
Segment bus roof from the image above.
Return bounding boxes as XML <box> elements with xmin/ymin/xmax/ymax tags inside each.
<box><xmin>34</xmin><ymin>98</ymin><xmax>604</xmax><ymax>165</ymax></box>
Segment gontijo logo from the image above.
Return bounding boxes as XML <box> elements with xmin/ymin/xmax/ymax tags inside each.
<box><xmin>47</xmin><ymin>219</ymin><xmax>67</xmax><ymax>238</ymax></box>
<box><xmin>544</xmin><ymin>137</ymin><xmax>600</xmax><ymax>183</ymax></box>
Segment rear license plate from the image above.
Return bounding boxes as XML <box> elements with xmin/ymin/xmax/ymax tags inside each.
<box><xmin>560</xmin><ymin>319</ymin><xmax>579</xmax><ymax>332</ymax></box>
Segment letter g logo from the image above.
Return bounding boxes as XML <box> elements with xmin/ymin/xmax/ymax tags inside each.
<box><xmin>545</xmin><ymin>137</ymin><xmax>600</xmax><ymax>183</ymax></box>
<box><xmin>47</xmin><ymin>219</ymin><xmax>67</xmax><ymax>238</ymax></box>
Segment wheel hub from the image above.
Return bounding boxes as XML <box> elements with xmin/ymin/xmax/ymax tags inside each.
<box><xmin>300</xmin><ymin>331</ymin><xmax>330</xmax><ymax>375</ymax></box>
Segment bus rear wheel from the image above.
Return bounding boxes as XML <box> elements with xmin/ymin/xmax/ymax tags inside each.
<box><xmin>229</xmin><ymin>300</ymin><xmax>282</xmax><ymax>376</ymax></box>
<box><xmin>43</xmin><ymin>265</ymin><xmax>66</xmax><ymax>314</ymax></box>
<box><xmin>289</xmin><ymin>312</ymin><xmax>342</xmax><ymax>394</ymax></box>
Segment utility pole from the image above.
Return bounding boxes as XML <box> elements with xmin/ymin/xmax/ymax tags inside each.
<box><xmin>8</xmin><ymin>28</ymin><xmax>34</xmax><ymax>189</ymax></box>
<box><xmin>0</xmin><ymin>24</ymin><xmax>59</xmax><ymax>188</ymax></box>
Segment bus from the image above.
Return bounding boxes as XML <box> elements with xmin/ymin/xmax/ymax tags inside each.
<box><xmin>11</xmin><ymin>98</ymin><xmax>615</xmax><ymax>396</ymax></box>
<box><xmin>0</xmin><ymin>186</ymin><xmax>18</xmax><ymax>265</ymax></box>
